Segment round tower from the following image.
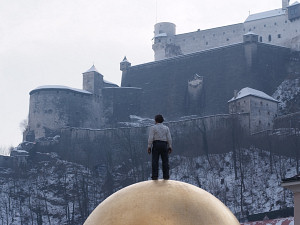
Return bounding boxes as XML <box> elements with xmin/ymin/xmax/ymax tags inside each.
<box><xmin>152</xmin><ymin>22</ymin><xmax>176</xmax><ymax>61</ymax></box>
<box><xmin>154</xmin><ymin>22</ymin><xmax>176</xmax><ymax>37</ymax></box>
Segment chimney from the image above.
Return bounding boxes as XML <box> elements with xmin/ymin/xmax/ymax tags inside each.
<box><xmin>234</xmin><ymin>90</ymin><xmax>238</xmax><ymax>99</ymax></box>
<box><xmin>282</xmin><ymin>0</ymin><xmax>290</xmax><ymax>9</ymax></box>
<box><xmin>282</xmin><ymin>174</ymin><xmax>300</xmax><ymax>225</ymax></box>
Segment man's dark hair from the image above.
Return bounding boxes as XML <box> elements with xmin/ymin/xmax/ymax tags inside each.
<box><xmin>155</xmin><ymin>114</ymin><xmax>164</xmax><ymax>123</ymax></box>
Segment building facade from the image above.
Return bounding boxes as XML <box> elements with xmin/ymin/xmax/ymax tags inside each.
<box><xmin>27</xmin><ymin>65</ymin><xmax>141</xmax><ymax>139</ymax></box>
<box><xmin>228</xmin><ymin>87</ymin><xmax>279</xmax><ymax>134</ymax></box>
<box><xmin>153</xmin><ymin>0</ymin><xmax>300</xmax><ymax>61</ymax></box>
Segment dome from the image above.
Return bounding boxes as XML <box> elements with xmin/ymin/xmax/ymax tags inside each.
<box><xmin>84</xmin><ymin>180</ymin><xmax>240</xmax><ymax>225</ymax></box>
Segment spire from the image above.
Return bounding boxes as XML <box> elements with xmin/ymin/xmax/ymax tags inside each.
<box><xmin>122</xmin><ymin>56</ymin><xmax>128</xmax><ymax>62</ymax></box>
<box><xmin>84</xmin><ymin>64</ymin><xmax>99</xmax><ymax>73</ymax></box>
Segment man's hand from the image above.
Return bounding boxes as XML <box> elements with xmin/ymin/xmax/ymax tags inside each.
<box><xmin>168</xmin><ymin>147</ymin><xmax>172</xmax><ymax>154</ymax></box>
<box><xmin>147</xmin><ymin>147</ymin><xmax>151</xmax><ymax>154</ymax></box>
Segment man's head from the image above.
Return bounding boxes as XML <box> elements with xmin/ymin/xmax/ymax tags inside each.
<box><xmin>155</xmin><ymin>114</ymin><xmax>164</xmax><ymax>123</ymax></box>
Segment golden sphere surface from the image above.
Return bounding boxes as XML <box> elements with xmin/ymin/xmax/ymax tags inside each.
<box><xmin>84</xmin><ymin>180</ymin><xmax>240</xmax><ymax>225</ymax></box>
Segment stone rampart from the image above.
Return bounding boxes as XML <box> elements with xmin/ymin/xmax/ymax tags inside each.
<box><xmin>153</xmin><ymin>9</ymin><xmax>300</xmax><ymax>60</ymax></box>
<box><xmin>122</xmin><ymin>42</ymin><xmax>290</xmax><ymax>119</ymax></box>
<box><xmin>274</xmin><ymin>112</ymin><xmax>300</xmax><ymax>129</ymax></box>
<box><xmin>54</xmin><ymin>113</ymin><xmax>250</xmax><ymax>166</ymax></box>
<box><xmin>102</xmin><ymin>87</ymin><xmax>142</xmax><ymax>124</ymax></box>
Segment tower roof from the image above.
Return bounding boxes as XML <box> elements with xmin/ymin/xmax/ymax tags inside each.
<box><xmin>84</xmin><ymin>64</ymin><xmax>99</xmax><ymax>73</ymax></box>
<box><xmin>121</xmin><ymin>56</ymin><xmax>129</xmax><ymax>62</ymax></box>
<box><xmin>228</xmin><ymin>87</ymin><xmax>279</xmax><ymax>103</ymax></box>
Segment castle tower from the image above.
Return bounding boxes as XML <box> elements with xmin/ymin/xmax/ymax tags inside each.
<box><xmin>120</xmin><ymin>56</ymin><xmax>131</xmax><ymax>72</ymax></box>
<box><xmin>152</xmin><ymin>22</ymin><xmax>178</xmax><ymax>61</ymax></box>
<box><xmin>282</xmin><ymin>0</ymin><xmax>290</xmax><ymax>9</ymax></box>
<box><xmin>82</xmin><ymin>65</ymin><xmax>104</xmax><ymax>96</ymax></box>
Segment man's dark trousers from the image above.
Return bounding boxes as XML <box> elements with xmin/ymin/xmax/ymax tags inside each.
<box><xmin>152</xmin><ymin>141</ymin><xmax>169</xmax><ymax>179</ymax></box>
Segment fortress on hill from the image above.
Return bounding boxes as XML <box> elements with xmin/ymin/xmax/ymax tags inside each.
<box><xmin>25</xmin><ymin>0</ymin><xmax>300</xmax><ymax>141</ymax></box>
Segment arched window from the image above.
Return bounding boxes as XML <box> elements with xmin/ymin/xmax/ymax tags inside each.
<box><xmin>260</xmin><ymin>36</ymin><xmax>263</xmax><ymax>42</ymax></box>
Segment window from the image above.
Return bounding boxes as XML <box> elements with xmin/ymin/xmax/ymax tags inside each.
<box><xmin>259</xmin><ymin>120</ymin><xmax>261</xmax><ymax>124</ymax></box>
<box><xmin>274</xmin><ymin>22</ymin><xmax>277</xmax><ymax>25</ymax></box>
<box><xmin>268</xmin><ymin>111</ymin><xmax>270</xmax><ymax>115</ymax></box>
<box><xmin>278</xmin><ymin>34</ymin><xmax>281</xmax><ymax>38</ymax></box>
<box><xmin>226</xmin><ymin>38</ymin><xmax>229</xmax><ymax>41</ymax></box>
<box><xmin>260</xmin><ymin>101</ymin><xmax>263</xmax><ymax>105</ymax></box>
<box><xmin>260</xmin><ymin>36</ymin><xmax>263</xmax><ymax>42</ymax></box>
<box><xmin>268</xmin><ymin>35</ymin><xmax>272</xmax><ymax>42</ymax></box>
<box><xmin>264</xmin><ymin>24</ymin><xmax>266</xmax><ymax>27</ymax></box>
<box><xmin>206</xmin><ymin>42</ymin><xmax>208</xmax><ymax>45</ymax></box>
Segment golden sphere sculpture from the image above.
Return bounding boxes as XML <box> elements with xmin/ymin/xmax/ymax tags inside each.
<box><xmin>84</xmin><ymin>180</ymin><xmax>240</xmax><ymax>225</ymax></box>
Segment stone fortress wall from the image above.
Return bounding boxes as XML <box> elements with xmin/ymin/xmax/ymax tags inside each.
<box><xmin>25</xmin><ymin>0</ymin><xmax>300</xmax><ymax>142</ymax></box>
<box><xmin>27</xmin><ymin>66</ymin><xmax>142</xmax><ymax>140</ymax></box>
<box><xmin>122</xmin><ymin>39</ymin><xmax>291</xmax><ymax>119</ymax></box>
<box><xmin>55</xmin><ymin>113</ymin><xmax>249</xmax><ymax>166</ymax></box>
<box><xmin>153</xmin><ymin>0</ymin><xmax>300</xmax><ymax>60</ymax></box>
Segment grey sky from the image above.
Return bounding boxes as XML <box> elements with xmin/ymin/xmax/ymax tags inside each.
<box><xmin>0</xmin><ymin>0</ymin><xmax>282</xmax><ymax>152</ymax></box>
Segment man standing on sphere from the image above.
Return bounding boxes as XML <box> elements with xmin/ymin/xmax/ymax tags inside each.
<box><xmin>147</xmin><ymin>114</ymin><xmax>172</xmax><ymax>180</ymax></box>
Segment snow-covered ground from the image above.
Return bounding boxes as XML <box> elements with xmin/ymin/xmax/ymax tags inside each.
<box><xmin>272</xmin><ymin>78</ymin><xmax>300</xmax><ymax>114</ymax></box>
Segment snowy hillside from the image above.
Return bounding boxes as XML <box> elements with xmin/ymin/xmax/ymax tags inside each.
<box><xmin>273</xmin><ymin>77</ymin><xmax>300</xmax><ymax>114</ymax></box>
<box><xmin>0</xmin><ymin>147</ymin><xmax>296</xmax><ymax>224</ymax></box>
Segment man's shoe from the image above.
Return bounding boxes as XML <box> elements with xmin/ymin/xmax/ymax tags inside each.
<box><xmin>152</xmin><ymin>177</ymin><xmax>158</xmax><ymax>180</ymax></box>
<box><xmin>163</xmin><ymin>177</ymin><xmax>169</xmax><ymax>180</ymax></box>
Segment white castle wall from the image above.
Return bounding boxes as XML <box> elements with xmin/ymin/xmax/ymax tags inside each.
<box><xmin>153</xmin><ymin>4</ymin><xmax>300</xmax><ymax>61</ymax></box>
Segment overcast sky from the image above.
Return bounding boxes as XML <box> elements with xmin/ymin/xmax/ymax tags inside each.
<box><xmin>0</xmin><ymin>0</ymin><xmax>282</xmax><ymax>153</ymax></box>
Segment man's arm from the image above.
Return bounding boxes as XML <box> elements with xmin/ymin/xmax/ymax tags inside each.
<box><xmin>147</xmin><ymin>127</ymin><xmax>154</xmax><ymax>154</ymax></box>
<box><xmin>166</xmin><ymin>127</ymin><xmax>172</xmax><ymax>154</ymax></box>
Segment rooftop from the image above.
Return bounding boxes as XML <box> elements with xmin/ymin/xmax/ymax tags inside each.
<box><xmin>228</xmin><ymin>87</ymin><xmax>278</xmax><ymax>103</ymax></box>
<box><xmin>245</xmin><ymin>8</ymin><xmax>285</xmax><ymax>23</ymax></box>
<box><xmin>30</xmin><ymin>85</ymin><xmax>92</xmax><ymax>95</ymax></box>
<box><xmin>84</xmin><ymin>64</ymin><xmax>100</xmax><ymax>74</ymax></box>
<box><xmin>282</xmin><ymin>174</ymin><xmax>300</xmax><ymax>183</ymax></box>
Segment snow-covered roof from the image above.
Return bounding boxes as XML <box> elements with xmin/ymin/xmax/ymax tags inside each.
<box><xmin>104</xmin><ymin>79</ymin><xmax>118</xmax><ymax>86</ymax></box>
<box><xmin>103</xmin><ymin>87</ymin><xmax>142</xmax><ymax>90</ymax></box>
<box><xmin>288</xmin><ymin>1</ymin><xmax>300</xmax><ymax>7</ymax></box>
<box><xmin>245</xmin><ymin>8</ymin><xmax>285</xmax><ymax>23</ymax></box>
<box><xmin>244</xmin><ymin>31</ymin><xmax>257</xmax><ymax>36</ymax></box>
<box><xmin>30</xmin><ymin>85</ymin><xmax>92</xmax><ymax>94</ymax></box>
<box><xmin>153</xmin><ymin>33</ymin><xmax>167</xmax><ymax>39</ymax></box>
<box><xmin>121</xmin><ymin>56</ymin><xmax>129</xmax><ymax>62</ymax></box>
<box><xmin>228</xmin><ymin>87</ymin><xmax>278</xmax><ymax>102</ymax></box>
<box><xmin>84</xmin><ymin>65</ymin><xmax>100</xmax><ymax>73</ymax></box>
